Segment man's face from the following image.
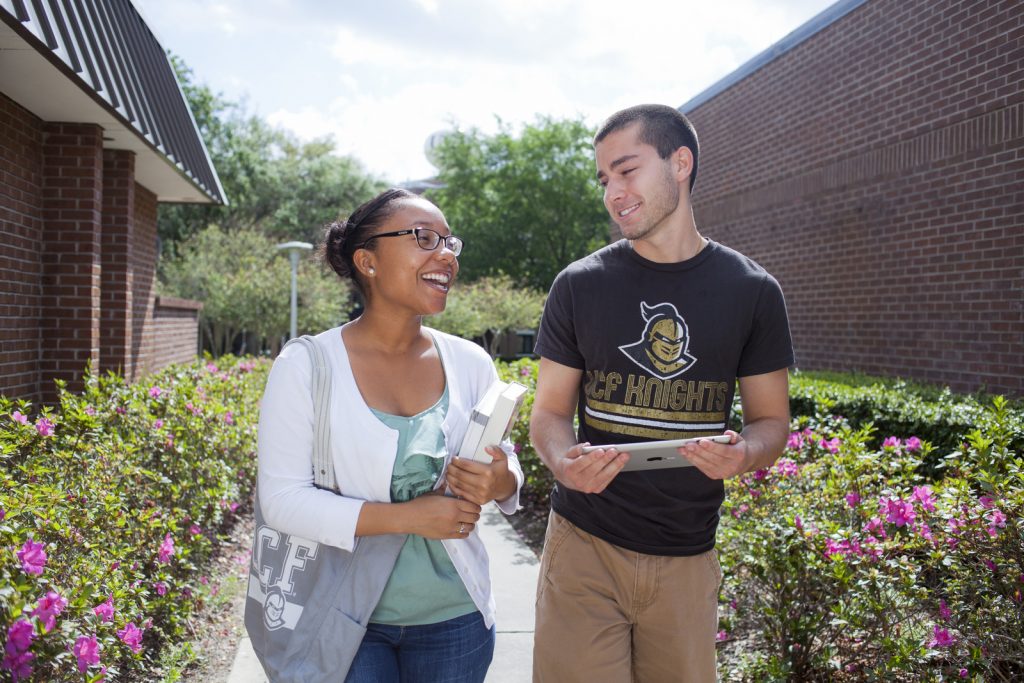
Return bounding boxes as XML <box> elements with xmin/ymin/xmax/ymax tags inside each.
<box><xmin>595</xmin><ymin>123</ymin><xmax>682</xmax><ymax>242</ymax></box>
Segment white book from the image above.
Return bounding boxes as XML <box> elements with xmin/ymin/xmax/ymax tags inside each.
<box><xmin>457</xmin><ymin>380</ymin><xmax>529</xmax><ymax>463</ymax></box>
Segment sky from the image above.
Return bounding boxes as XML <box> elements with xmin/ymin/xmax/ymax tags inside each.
<box><xmin>133</xmin><ymin>0</ymin><xmax>838</xmax><ymax>185</ymax></box>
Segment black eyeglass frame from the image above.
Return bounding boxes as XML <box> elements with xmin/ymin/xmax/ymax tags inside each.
<box><xmin>356</xmin><ymin>227</ymin><xmax>464</xmax><ymax>256</ymax></box>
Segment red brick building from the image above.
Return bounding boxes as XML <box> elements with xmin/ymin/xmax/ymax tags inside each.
<box><xmin>1</xmin><ymin>0</ymin><xmax>225</xmax><ymax>404</ymax></box>
<box><xmin>683</xmin><ymin>0</ymin><xmax>1022</xmax><ymax>396</ymax></box>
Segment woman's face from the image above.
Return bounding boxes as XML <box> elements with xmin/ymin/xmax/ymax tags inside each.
<box><xmin>360</xmin><ymin>197</ymin><xmax>460</xmax><ymax>317</ymax></box>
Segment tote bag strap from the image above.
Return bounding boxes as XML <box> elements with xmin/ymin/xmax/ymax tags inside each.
<box><xmin>282</xmin><ymin>335</ymin><xmax>338</xmax><ymax>493</ymax></box>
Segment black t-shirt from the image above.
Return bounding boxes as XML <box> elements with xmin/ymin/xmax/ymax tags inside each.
<box><xmin>534</xmin><ymin>239</ymin><xmax>795</xmax><ymax>556</ymax></box>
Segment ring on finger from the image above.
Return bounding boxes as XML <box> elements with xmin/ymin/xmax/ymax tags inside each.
<box><xmin>458</xmin><ymin>523</ymin><xmax>466</xmax><ymax>534</ymax></box>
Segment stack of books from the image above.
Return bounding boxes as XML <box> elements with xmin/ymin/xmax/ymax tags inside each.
<box><xmin>457</xmin><ymin>380</ymin><xmax>529</xmax><ymax>463</ymax></box>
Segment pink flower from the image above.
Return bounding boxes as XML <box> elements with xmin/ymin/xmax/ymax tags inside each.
<box><xmin>149</xmin><ymin>386</ymin><xmax>163</xmax><ymax>398</ymax></box>
<box><xmin>959</xmin><ymin>669</ymin><xmax>968</xmax><ymax>678</ymax></box>
<box><xmin>115</xmin><ymin>406</ymin><xmax>126</xmax><ymax>415</ymax></box>
<box><xmin>117</xmin><ymin>623</ymin><xmax>144</xmax><ymax>654</ymax></box>
<box><xmin>882</xmin><ymin>436</ymin><xmax>901</xmax><ymax>449</ymax></box>
<box><xmin>715</xmin><ymin>630</ymin><xmax>728</xmax><ymax>642</ymax></box>
<box><xmin>984</xmin><ymin>559</ymin><xmax>997</xmax><ymax>572</ymax></box>
<box><xmin>845</xmin><ymin>492</ymin><xmax>861</xmax><ymax>508</ymax></box>
<box><xmin>519</xmin><ymin>366</ymin><xmax>531</xmax><ymax>377</ymax></box>
<box><xmin>794</xmin><ymin>515</ymin><xmax>803</xmax><ymax>531</ymax></box>
<box><xmin>819</xmin><ymin>437</ymin><xmax>840</xmax><ymax>453</ymax></box>
<box><xmin>34</xmin><ymin>418</ymin><xmax>54</xmax><ymax>436</ymax></box>
<box><xmin>774</xmin><ymin>458</ymin><xmax>799</xmax><ymax>477</ymax></box>
<box><xmin>31</xmin><ymin>591</ymin><xmax>67</xmax><ymax>632</ymax></box>
<box><xmin>10</xmin><ymin>411</ymin><xmax>28</xmax><ymax>424</ymax></box>
<box><xmin>205</xmin><ymin>362</ymin><xmax>218</xmax><ymax>373</ymax></box>
<box><xmin>17</xmin><ymin>539</ymin><xmax>47</xmax><ymax>576</ymax></box>
<box><xmin>73</xmin><ymin>635</ymin><xmax>101</xmax><ymax>672</ymax></box>
<box><xmin>84</xmin><ymin>406</ymin><xmax>96</xmax><ymax>416</ymax></box>
<box><xmin>189</xmin><ymin>524</ymin><xmax>202</xmax><ymax>536</ymax></box>
<box><xmin>881</xmin><ymin>498</ymin><xmax>915</xmax><ymax>527</ymax></box>
<box><xmin>0</xmin><ymin>508</ymin><xmax>5</xmax><ymax>522</ymax></box>
<box><xmin>229</xmin><ymin>502</ymin><xmax>240</xmax><ymax>513</ymax></box>
<box><xmin>928</xmin><ymin>625</ymin><xmax>955</xmax><ymax>648</ymax></box>
<box><xmin>987</xmin><ymin>509</ymin><xmax>1007</xmax><ymax>528</ymax></box>
<box><xmin>224</xmin><ymin>411</ymin><xmax>234</xmax><ymax>425</ymax></box>
<box><xmin>93</xmin><ymin>595</ymin><xmax>115</xmax><ymax>622</ymax></box>
<box><xmin>6</xmin><ymin>619</ymin><xmax>35</xmax><ymax>653</ymax></box>
<box><xmin>786</xmin><ymin>432</ymin><xmax>804</xmax><ymax>450</ymax></box>
<box><xmin>157</xmin><ymin>533</ymin><xmax>175</xmax><ymax>564</ymax></box>
<box><xmin>939</xmin><ymin>599</ymin><xmax>951</xmax><ymax>621</ymax></box>
<box><xmin>912</xmin><ymin>486</ymin><xmax>936</xmax><ymax>512</ymax></box>
<box><xmin>154</xmin><ymin>581</ymin><xmax>167</xmax><ymax>596</ymax></box>
<box><xmin>152</xmin><ymin>419</ymin><xmax>164</xmax><ymax>430</ymax></box>
<box><xmin>904</xmin><ymin>436</ymin><xmax>922</xmax><ymax>451</ymax></box>
<box><xmin>1</xmin><ymin>650</ymin><xmax>35</xmax><ymax>681</ymax></box>
<box><xmin>864</xmin><ymin>516</ymin><xmax>887</xmax><ymax>539</ymax></box>
<box><xmin>979</xmin><ymin>496</ymin><xmax>995</xmax><ymax>509</ymax></box>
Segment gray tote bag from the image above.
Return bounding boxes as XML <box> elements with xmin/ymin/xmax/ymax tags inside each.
<box><xmin>244</xmin><ymin>335</ymin><xmax>406</xmax><ymax>683</ymax></box>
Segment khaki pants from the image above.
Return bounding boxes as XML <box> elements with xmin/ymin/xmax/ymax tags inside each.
<box><xmin>533</xmin><ymin>511</ymin><xmax>721</xmax><ymax>683</ymax></box>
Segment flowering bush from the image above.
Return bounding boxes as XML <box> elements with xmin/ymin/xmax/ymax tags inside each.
<box><xmin>495</xmin><ymin>358</ymin><xmax>553</xmax><ymax>495</ymax></box>
<box><xmin>719</xmin><ymin>397</ymin><xmax>1023</xmax><ymax>681</ymax></box>
<box><xmin>0</xmin><ymin>356</ymin><xmax>267</xmax><ymax>681</ymax></box>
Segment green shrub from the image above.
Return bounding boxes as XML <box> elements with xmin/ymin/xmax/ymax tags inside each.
<box><xmin>788</xmin><ymin>371</ymin><xmax>1024</xmax><ymax>468</ymax></box>
<box><xmin>720</xmin><ymin>399</ymin><xmax>1024</xmax><ymax>681</ymax></box>
<box><xmin>495</xmin><ymin>358</ymin><xmax>554</xmax><ymax>497</ymax></box>
<box><xmin>0</xmin><ymin>357</ymin><xmax>267</xmax><ymax>682</ymax></box>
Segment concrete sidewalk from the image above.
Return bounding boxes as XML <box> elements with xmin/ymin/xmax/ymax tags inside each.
<box><xmin>227</xmin><ymin>504</ymin><xmax>539</xmax><ymax>682</ymax></box>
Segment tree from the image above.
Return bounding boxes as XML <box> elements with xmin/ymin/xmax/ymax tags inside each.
<box><xmin>427</xmin><ymin>275</ymin><xmax>546</xmax><ymax>357</ymax></box>
<box><xmin>426</xmin><ymin>117</ymin><xmax>610</xmax><ymax>291</ymax></box>
<box><xmin>159</xmin><ymin>55</ymin><xmax>385</xmax><ymax>252</ymax></box>
<box><xmin>160</xmin><ymin>225</ymin><xmax>350</xmax><ymax>356</ymax></box>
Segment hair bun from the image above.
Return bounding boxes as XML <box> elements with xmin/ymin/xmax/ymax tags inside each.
<box><xmin>322</xmin><ymin>219</ymin><xmax>355</xmax><ymax>279</ymax></box>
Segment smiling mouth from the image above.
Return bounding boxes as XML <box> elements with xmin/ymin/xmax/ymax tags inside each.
<box><xmin>618</xmin><ymin>203</ymin><xmax>640</xmax><ymax>218</ymax></box>
<box><xmin>422</xmin><ymin>272</ymin><xmax>451</xmax><ymax>291</ymax></box>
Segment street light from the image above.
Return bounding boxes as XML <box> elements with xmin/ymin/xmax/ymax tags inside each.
<box><xmin>275</xmin><ymin>241</ymin><xmax>313</xmax><ymax>340</ymax></box>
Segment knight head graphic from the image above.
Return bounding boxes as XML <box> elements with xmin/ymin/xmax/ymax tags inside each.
<box><xmin>618</xmin><ymin>302</ymin><xmax>697</xmax><ymax>379</ymax></box>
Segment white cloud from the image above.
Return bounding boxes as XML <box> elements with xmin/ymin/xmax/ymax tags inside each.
<box><xmin>136</xmin><ymin>0</ymin><xmax>838</xmax><ymax>183</ymax></box>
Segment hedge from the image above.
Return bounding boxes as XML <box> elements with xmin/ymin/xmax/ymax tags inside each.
<box><xmin>1</xmin><ymin>358</ymin><xmax>267</xmax><ymax>682</ymax></box>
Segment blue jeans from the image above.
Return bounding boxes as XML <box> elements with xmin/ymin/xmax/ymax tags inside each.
<box><xmin>345</xmin><ymin>611</ymin><xmax>495</xmax><ymax>682</ymax></box>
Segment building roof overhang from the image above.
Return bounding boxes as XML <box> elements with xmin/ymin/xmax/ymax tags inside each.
<box><xmin>0</xmin><ymin>0</ymin><xmax>225</xmax><ymax>205</ymax></box>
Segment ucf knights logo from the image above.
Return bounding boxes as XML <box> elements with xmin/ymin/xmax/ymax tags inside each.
<box><xmin>618</xmin><ymin>302</ymin><xmax>697</xmax><ymax>380</ymax></box>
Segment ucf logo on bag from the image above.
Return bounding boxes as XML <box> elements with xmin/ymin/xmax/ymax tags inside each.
<box><xmin>248</xmin><ymin>524</ymin><xmax>320</xmax><ymax>631</ymax></box>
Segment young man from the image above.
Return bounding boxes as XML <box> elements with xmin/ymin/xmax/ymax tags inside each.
<box><xmin>530</xmin><ymin>104</ymin><xmax>795</xmax><ymax>682</ymax></box>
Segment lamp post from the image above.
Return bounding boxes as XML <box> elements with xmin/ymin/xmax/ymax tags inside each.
<box><xmin>275</xmin><ymin>241</ymin><xmax>313</xmax><ymax>340</ymax></box>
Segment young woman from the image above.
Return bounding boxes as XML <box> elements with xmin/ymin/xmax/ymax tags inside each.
<box><xmin>256</xmin><ymin>188</ymin><xmax>522</xmax><ymax>682</ymax></box>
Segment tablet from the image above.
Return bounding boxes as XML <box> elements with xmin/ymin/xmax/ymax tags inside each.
<box><xmin>581</xmin><ymin>435</ymin><xmax>732</xmax><ymax>471</ymax></box>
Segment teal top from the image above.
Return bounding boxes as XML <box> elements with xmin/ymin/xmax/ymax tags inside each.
<box><xmin>368</xmin><ymin>386</ymin><xmax>477</xmax><ymax>625</ymax></box>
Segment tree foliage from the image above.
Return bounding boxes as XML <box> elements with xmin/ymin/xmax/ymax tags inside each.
<box><xmin>426</xmin><ymin>117</ymin><xmax>611</xmax><ymax>291</ymax></box>
<box><xmin>427</xmin><ymin>275</ymin><xmax>545</xmax><ymax>357</ymax></box>
<box><xmin>160</xmin><ymin>226</ymin><xmax>350</xmax><ymax>355</ymax></box>
<box><xmin>159</xmin><ymin>55</ymin><xmax>385</xmax><ymax>251</ymax></box>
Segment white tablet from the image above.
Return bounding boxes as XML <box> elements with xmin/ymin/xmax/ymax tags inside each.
<box><xmin>581</xmin><ymin>435</ymin><xmax>732</xmax><ymax>471</ymax></box>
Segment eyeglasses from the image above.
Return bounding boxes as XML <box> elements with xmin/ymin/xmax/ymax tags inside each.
<box><xmin>357</xmin><ymin>227</ymin><xmax>464</xmax><ymax>256</ymax></box>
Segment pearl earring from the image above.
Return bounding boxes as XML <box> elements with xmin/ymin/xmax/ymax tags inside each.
<box><xmin>368</xmin><ymin>268</ymin><xmax>375</xmax><ymax>275</ymax></box>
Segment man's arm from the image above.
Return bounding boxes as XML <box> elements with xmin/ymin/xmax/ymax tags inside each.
<box><xmin>682</xmin><ymin>368</ymin><xmax>791</xmax><ymax>479</ymax></box>
<box><xmin>530</xmin><ymin>358</ymin><xmax>627</xmax><ymax>494</ymax></box>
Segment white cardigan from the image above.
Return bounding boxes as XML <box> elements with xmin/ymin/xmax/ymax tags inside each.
<box><xmin>257</xmin><ymin>326</ymin><xmax>524</xmax><ymax>628</ymax></box>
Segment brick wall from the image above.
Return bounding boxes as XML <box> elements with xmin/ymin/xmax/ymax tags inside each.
<box><xmin>0</xmin><ymin>92</ymin><xmax>202</xmax><ymax>403</ymax></box>
<box><xmin>0</xmin><ymin>95</ymin><xmax>43</xmax><ymax>401</ymax></box>
<box><xmin>39</xmin><ymin>123</ymin><xmax>104</xmax><ymax>403</ymax></box>
<box><xmin>153</xmin><ymin>296</ymin><xmax>202</xmax><ymax>368</ymax></box>
<box><xmin>100</xmin><ymin>149</ymin><xmax>135</xmax><ymax>378</ymax></box>
<box><xmin>131</xmin><ymin>183</ymin><xmax>158</xmax><ymax>378</ymax></box>
<box><xmin>688</xmin><ymin>0</ymin><xmax>1023</xmax><ymax>396</ymax></box>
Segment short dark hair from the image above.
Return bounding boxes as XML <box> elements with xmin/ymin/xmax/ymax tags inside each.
<box><xmin>319</xmin><ymin>187</ymin><xmax>418</xmax><ymax>297</ymax></box>
<box><xmin>594</xmin><ymin>104</ymin><xmax>700</xmax><ymax>192</ymax></box>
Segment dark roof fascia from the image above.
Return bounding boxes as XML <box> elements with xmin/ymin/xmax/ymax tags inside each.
<box><xmin>679</xmin><ymin>0</ymin><xmax>869</xmax><ymax>114</ymax></box>
<box><xmin>0</xmin><ymin>0</ymin><xmax>226</xmax><ymax>205</ymax></box>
